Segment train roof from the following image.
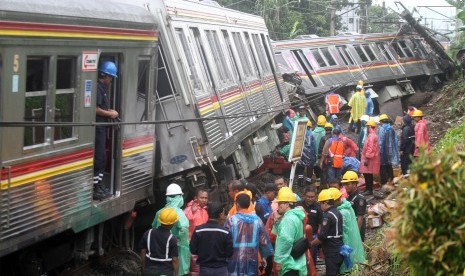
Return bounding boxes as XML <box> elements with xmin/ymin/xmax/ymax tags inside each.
<box><xmin>113</xmin><ymin>0</ymin><xmax>267</xmax><ymax>30</ymax></box>
<box><xmin>273</xmin><ymin>32</ymin><xmax>418</xmax><ymax>50</ymax></box>
<box><xmin>0</xmin><ymin>0</ymin><xmax>156</xmax><ymax>29</ymax></box>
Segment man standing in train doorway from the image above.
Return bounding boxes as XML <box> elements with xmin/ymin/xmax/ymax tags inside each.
<box><xmin>94</xmin><ymin>61</ymin><xmax>119</xmax><ymax>200</ymax></box>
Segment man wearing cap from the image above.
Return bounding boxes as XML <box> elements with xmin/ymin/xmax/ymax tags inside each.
<box><xmin>341</xmin><ymin>172</ymin><xmax>367</xmax><ymax>241</ymax></box>
<box><xmin>348</xmin><ymin>85</ymin><xmax>367</xmax><ymax>134</ymax></box>
<box><xmin>378</xmin><ymin>114</ymin><xmax>399</xmax><ymax>185</ymax></box>
<box><xmin>152</xmin><ymin>184</ymin><xmax>190</xmax><ymax>275</ymax></box>
<box><xmin>360</xmin><ymin>120</ymin><xmax>380</xmax><ymax>195</ymax></box>
<box><xmin>93</xmin><ymin>60</ymin><xmax>119</xmax><ymax>200</ymax></box>
<box><xmin>140</xmin><ymin>208</ymin><xmax>179</xmax><ymax>276</ymax></box>
<box><xmin>328</xmin><ymin>186</ymin><xmax>366</xmax><ymax>273</ymax></box>
<box><xmin>274</xmin><ymin>187</ymin><xmax>308</xmax><ymax>275</ymax></box>
<box><xmin>310</xmin><ymin>189</ymin><xmax>344</xmax><ymax>276</ymax></box>
<box><xmin>320</xmin><ymin>128</ymin><xmax>344</xmax><ymax>184</ymax></box>
<box><xmin>357</xmin><ymin>115</ymin><xmax>370</xmax><ymax>160</ymax></box>
<box><xmin>292</xmin><ymin>105</ymin><xmax>308</xmax><ymax>122</ymax></box>
<box><xmin>412</xmin><ymin>110</ymin><xmax>430</xmax><ymax>157</ymax></box>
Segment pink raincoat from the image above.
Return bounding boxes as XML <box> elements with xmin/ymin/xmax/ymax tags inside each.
<box><xmin>184</xmin><ymin>200</ymin><xmax>208</xmax><ymax>240</ymax></box>
<box><xmin>414</xmin><ymin>119</ymin><xmax>430</xmax><ymax>157</ymax></box>
<box><xmin>359</xmin><ymin>128</ymin><xmax>380</xmax><ymax>174</ymax></box>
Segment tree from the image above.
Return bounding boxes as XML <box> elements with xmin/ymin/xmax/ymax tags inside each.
<box><xmin>367</xmin><ymin>4</ymin><xmax>400</xmax><ymax>33</ymax></box>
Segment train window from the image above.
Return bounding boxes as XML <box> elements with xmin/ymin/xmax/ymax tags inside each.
<box><xmin>231</xmin><ymin>32</ymin><xmax>254</xmax><ymax>78</ymax></box>
<box><xmin>311</xmin><ymin>49</ymin><xmax>327</xmax><ymax>67</ymax></box>
<box><xmin>376</xmin><ymin>43</ymin><xmax>393</xmax><ymax>61</ymax></box>
<box><xmin>54</xmin><ymin>57</ymin><xmax>76</xmax><ymax>141</ymax></box>
<box><xmin>354</xmin><ymin>45</ymin><xmax>369</xmax><ymax>62</ymax></box>
<box><xmin>321</xmin><ymin>48</ymin><xmax>337</xmax><ymax>66</ymax></box>
<box><xmin>24</xmin><ymin>57</ymin><xmax>48</xmax><ymax>147</ymax></box>
<box><xmin>275</xmin><ymin>53</ymin><xmax>292</xmax><ymax>72</ymax></box>
<box><xmin>137</xmin><ymin>58</ymin><xmax>150</xmax><ymax>121</ymax></box>
<box><xmin>156</xmin><ymin>46</ymin><xmax>177</xmax><ymax>99</ymax></box>
<box><xmin>363</xmin><ymin>44</ymin><xmax>377</xmax><ymax>60</ymax></box>
<box><xmin>336</xmin><ymin>46</ymin><xmax>354</xmax><ymax>65</ymax></box>
<box><xmin>251</xmin><ymin>33</ymin><xmax>271</xmax><ymax>74</ymax></box>
<box><xmin>243</xmin><ymin>32</ymin><xmax>262</xmax><ymax>76</ymax></box>
<box><xmin>399</xmin><ymin>41</ymin><xmax>414</xmax><ymax>57</ymax></box>
<box><xmin>175</xmin><ymin>28</ymin><xmax>204</xmax><ymax>94</ymax></box>
<box><xmin>391</xmin><ymin>42</ymin><xmax>406</xmax><ymax>58</ymax></box>
<box><xmin>411</xmin><ymin>40</ymin><xmax>426</xmax><ymax>57</ymax></box>
<box><xmin>204</xmin><ymin>30</ymin><xmax>234</xmax><ymax>87</ymax></box>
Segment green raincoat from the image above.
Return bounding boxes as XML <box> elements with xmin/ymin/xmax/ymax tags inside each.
<box><xmin>348</xmin><ymin>92</ymin><xmax>367</xmax><ymax>123</ymax></box>
<box><xmin>313</xmin><ymin>126</ymin><xmax>326</xmax><ymax>158</ymax></box>
<box><xmin>273</xmin><ymin>208</ymin><xmax>307</xmax><ymax>276</ymax></box>
<box><xmin>337</xmin><ymin>200</ymin><xmax>366</xmax><ymax>273</ymax></box>
<box><xmin>152</xmin><ymin>195</ymin><xmax>190</xmax><ymax>275</ymax></box>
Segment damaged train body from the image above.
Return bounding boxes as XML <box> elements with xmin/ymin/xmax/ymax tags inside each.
<box><xmin>273</xmin><ymin>32</ymin><xmax>451</xmax><ymax>120</ymax></box>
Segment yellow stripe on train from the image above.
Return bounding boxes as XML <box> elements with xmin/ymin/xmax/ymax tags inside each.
<box><xmin>0</xmin><ymin>30</ymin><xmax>157</xmax><ymax>41</ymax></box>
<box><xmin>0</xmin><ymin>158</ymin><xmax>93</xmax><ymax>190</ymax></box>
<box><xmin>122</xmin><ymin>144</ymin><xmax>154</xmax><ymax>158</ymax></box>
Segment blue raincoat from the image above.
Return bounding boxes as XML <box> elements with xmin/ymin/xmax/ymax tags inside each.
<box><xmin>225</xmin><ymin>212</ymin><xmax>273</xmax><ymax>275</ymax></box>
<box><xmin>378</xmin><ymin>123</ymin><xmax>399</xmax><ymax>166</ymax></box>
<box><xmin>152</xmin><ymin>195</ymin><xmax>190</xmax><ymax>275</ymax></box>
<box><xmin>299</xmin><ymin>129</ymin><xmax>317</xmax><ymax>168</ymax></box>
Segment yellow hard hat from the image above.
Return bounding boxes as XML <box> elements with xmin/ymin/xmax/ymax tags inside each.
<box><xmin>317</xmin><ymin>115</ymin><xmax>327</xmax><ymax>126</ymax></box>
<box><xmin>324</xmin><ymin>123</ymin><xmax>333</xmax><ymax>129</ymax></box>
<box><xmin>340</xmin><ymin>170</ymin><xmax>359</xmax><ymax>183</ymax></box>
<box><xmin>277</xmin><ymin>187</ymin><xmax>296</xmax><ymax>202</ymax></box>
<box><xmin>318</xmin><ymin>189</ymin><xmax>332</xmax><ymax>202</ymax></box>
<box><xmin>379</xmin><ymin>114</ymin><xmax>389</xmax><ymax>121</ymax></box>
<box><xmin>366</xmin><ymin>120</ymin><xmax>376</xmax><ymax>127</ymax></box>
<box><xmin>358</xmin><ymin>80</ymin><xmax>364</xmax><ymax>86</ymax></box>
<box><xmin>158</xmin><ymin>207</ymin><xmax>179</xmax><ymax>225</ymax></box>
<box><xmin>328</xmin><ymin>187</ymin><xmax>342</xmax><ymax>200</ymax></box>
<box><xmin>412</xmin><ymin>110</ymin><xmax>423</xmax><ymax>117</ymax></box>
<box><xmin>307</xmin><ymin>120</ymin><xmax>312</xmax><ymax>128</ymax></box>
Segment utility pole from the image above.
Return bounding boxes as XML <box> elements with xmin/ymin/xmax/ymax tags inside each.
<box><xmin>359</xmin><ymin>0</ymin><xmax>367</xmax><ymax>34</ymax></box>
<box><xmin>330</xmin><ymin>0</ymin><xmax>337</xmax><ymax>36</ymax></box>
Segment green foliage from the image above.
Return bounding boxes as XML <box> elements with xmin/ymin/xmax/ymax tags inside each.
<box><xmin>367</xmin><ymin>4</ymin><xmax>400</xmax><ymax>33</ymax></box>
<box><xmin>393</xmin><ymin>149</ymin><xmax>465</xmax><ymax>275</ymax></box>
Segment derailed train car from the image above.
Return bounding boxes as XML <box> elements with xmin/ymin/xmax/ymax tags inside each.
<box><xmin>121</xmin><ymin>0</ymin><xmax>288</xmax><ymax>199</ymax></box>
<box><xmin>0</xmin><ymin>0</ymin><xmax>288</xmax><ymax>272</ymax></box>
<box><xmin>0</xmin><ymin>0</ymin><xmax>159</xmax><ymax>273</ymax></box>
<box><xmin>273</xmin><ymin>32</ymin><xmax>448</xmax><ymax>119</ymax></box>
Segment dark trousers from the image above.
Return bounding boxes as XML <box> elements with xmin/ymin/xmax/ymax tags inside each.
<box><xmin>320</xmin><ymin>164</ymin><xmax>329</xmax><ymax>189</ymax></box>
<box><xmin>200</xmin><ymin>266</ymin><xmax>228</xmax><ymax>276</ymax></box>
<box><xmin>401</xmin><ymin>154</ymin><xmax>412</xmax><ymax>175</ymax></box>
<box><xmin>324</xmin><ymin>251</ymin><xmax>344</xmax><ymax>276</ymax></box>
<box><xmin>349</xmin><ymin>120</ymin><xmax>361</xmax><ymax>134</ymax></box>
<box><xmin>363</xmin><ymin>173</ymin><xmax>374</xmax><ymax>192</ymax></box>
<box><xmin>380</xmin><ymin>164</ymin><xmax>393</xmax><ymax>185</ymax></box>
<box><xmin>264</xmin><ymin>256</ymin><xmax>273</xmax><ymax>276</ymax></box>
<box><xmin>94</xmin><ymin>126</ymin><xmax>107</xmax><ymax>175</ymax></box>
<box><xmin>313</xmin><ymin>165</ymin><xmax>322</xmax><ymax>179</ymax></box>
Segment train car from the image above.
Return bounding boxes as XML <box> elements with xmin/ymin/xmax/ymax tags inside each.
<box><xmin>115</xmin><ymin>0</ymin><xmax>289</xmax><ymax>199</ymax></box>
<box><xmin>273</xmin><ymin>32</ymin><xmax>446</xmax><ymax>118</ymax></box>
<box><xmin>0</xmin><ymin>0</ymin><xmax>158</xmax><ymax>273</ymax></box>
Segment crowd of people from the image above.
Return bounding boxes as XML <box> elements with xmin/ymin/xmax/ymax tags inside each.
<box><xmin>279</xmin><ymin>81</ymin><xmax>431</xmax><ymax>195</ymax></box>
<box><xmin>137</xmin><ymin>82</ymin><xmax>432</xmax><ymax>276</ymax></box>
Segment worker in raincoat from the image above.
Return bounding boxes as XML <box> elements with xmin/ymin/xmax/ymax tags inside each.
<box><xmin>273</xmin><ymin>187</ymin><xmax>307</xmax><ymax>276</ymax></box>
<box><xmin>225</xmin><ymin>193</ymin><xmax>273</xmax><ymax>275</ymax></box>
<box><xmin>296</xmin><ymin>121</ymin><xmax>317</xmax><ymax>186</ymax></box>
<box><xmin>412</xmin><ymin>110</ymin><xmax>431</xmax><ymax>157</ymax></box>
<box><xmin>400</xmin><ymin>115</ymin><xmax>415</xmax><ymax>175</ymax></box>
<box><xmin>348</xmin><ymin>85</ymin><xmax>367</xmax><ymax>134</ymax></box>
<box><xmin>152</xmin><ymin>183</ymin><xmax>190</xmax><ymax>275</ymax></box>
<box><xmin>364</xmin><ymin>88</ymin><xmax>374</xmax><ymax>116</ymax></box>
<box><xmin>377</xmin><ymin>114</ymin><xmax>399</xmax><ymax>185</ymax></box>
<box><xmin>313</xmin><ymin>115</ymin><xmax>327</xmax><ymax>181</ymax></box>
<box><xmin>359</xmin><ymin>120</ymin><xmax>380</xmax><ymax>195</ymax></box>
<box><xmin>357</xmin><ymin>115</ymin><xmax>370</xmax><ymax>160</ymax></box>
<box><xmin>329</xmin><ymin>184</ymin><xmax>366</xmax><ymax>273</ymax></box>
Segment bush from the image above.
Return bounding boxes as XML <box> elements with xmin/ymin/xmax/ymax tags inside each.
<box><xmin>393</xmin><ymin>149</ymin><xmax>465</xmax><ymax>275</ymax></box>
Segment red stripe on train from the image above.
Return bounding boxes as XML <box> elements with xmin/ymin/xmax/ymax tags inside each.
<box><xmin>0</xmin><ymin>148</ymin><xmax>94</xmax><ymax>181</ymax></box>
<box><xmin>122</xmin><ymin>135</ymin><xmax>155</xmax><ymax>149</ymax></box>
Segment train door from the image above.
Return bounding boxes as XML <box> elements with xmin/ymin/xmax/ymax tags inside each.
<box><xmin>95</xmin><ymin>55</ymin><xmax>122</xmax><ymax>200</ymax></box>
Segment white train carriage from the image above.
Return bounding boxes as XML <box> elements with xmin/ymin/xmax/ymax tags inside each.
<box><xmin>118</xmin><ymin>0</ymin><xmax>289</xmax><ymax>195</ymax></box>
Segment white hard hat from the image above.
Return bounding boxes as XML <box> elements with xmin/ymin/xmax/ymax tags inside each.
<box><xmin>356</xmin><ymin>85</ymin><xmax>363</xmax><ymax>90</ymax></box>
<box><xmin>360</xmin><ymin>115</ymin><xmax>369</xmax><ymax>122</ymax></box>
<box><xmin>166</xmin><ymin>183</ymin><xmax>183</xmax><ymax>196</ymax></box>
